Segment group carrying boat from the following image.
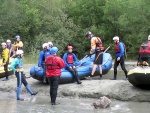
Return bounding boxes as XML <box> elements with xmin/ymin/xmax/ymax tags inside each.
<box><xmin>30</xmin><ymin>53</ymin><xmax>112</xmax><ymax>84</ymax></box>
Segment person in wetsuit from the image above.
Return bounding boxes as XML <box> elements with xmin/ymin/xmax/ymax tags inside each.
<box><xmin>10</xmin><ymin>50</ymin><xmax>38</xmax><ymax>101</ymax></box>
<box><xmin>38</xmin><ymin>43</ymin><xmax>51</xmax><ymax>83</ymax></box>
<box><xmin>63</xmin><ymin>45</ymin><xmax>82</xmax><ymax>84</ymax></box>
<box><xmin>45</xmin><ymin>47</ymin><xmax>65</xmax><ymax>105</ymax></box>
<box><xmin>111</xmin><ymin>36</ymin><xmax>128</xmax><ymax>80</ymax></box>
<box><xmin>1</xmin><ymin>42</ymin><xmax>9</xmax><ymax>81</ymax></box>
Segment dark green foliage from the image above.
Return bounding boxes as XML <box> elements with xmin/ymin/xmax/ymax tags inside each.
<box><xmin>0</xmin><ymin>0</ymin><xmax>150</xmax><ymax>62</ymax></box>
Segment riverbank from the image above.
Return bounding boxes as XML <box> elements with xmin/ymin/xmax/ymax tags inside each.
<box><xmin>1</xmin><ymin>62</ymin><xmax>150</xmax><ymax>102</ymax></box>
<box><xmin>1</xmin><ymin>73</ymin><xmax>150</xmax><ymax>102</ymax></box>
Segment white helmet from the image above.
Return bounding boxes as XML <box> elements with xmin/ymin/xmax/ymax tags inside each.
<box><xmin>16</xmin><ymin>50</ymin><xmax>24</xmax><ymax>55</ymax></box>
<box><xmin>148</xmin><ymin>35</ymin><xmax>150</xmax><ymax>41</ymax></box>
<box><xmin>113</xmin><ymin>36</ymin><xmax>119</xmax><ymax>41</ymax></box>
<box><xmin>42</xmin><ymin>43</ymin><xmax>48</xmax><ymax>49</ymax></box>
<box><xmin>48</xmin><ymin>42</ymin><xmax>53</xmax><ymax>46</ymax></box>
<box><xmin>1</xmin><ymin>42</ymin><xmax>7</xmax><ymax>46</ymax></box>
<box><xmin>6</xmin><ymin>39</ymin><xmax>11</xmax><ymax>43</ymax></box>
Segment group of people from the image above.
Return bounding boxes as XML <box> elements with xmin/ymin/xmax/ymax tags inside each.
<box><xmin>85</xmin><ymin>31</ymin><xmax>128</xmax><ymax>80</ymax></box>
<box><xmin>1</xmin><ymin>31</ymin><xmax>128</xmax><ymax>105</ymax></box>
<box><xmin>36</xmin><ymin>31</ymin><xmax>128</xmax><ymax>105</ymax></box>
<box><xmin>1</xmin><ymin>35</ymin><xmax>38</xmax><ymax>101</ymax></box>
<box><xmin>1</xmin><ymin>35</ymin><xmax>23</xmax><ymax>81</ymax></box>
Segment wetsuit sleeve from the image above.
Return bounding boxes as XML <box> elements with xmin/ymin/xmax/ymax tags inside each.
<box><xmin>57</xmin><ymin>57</ymin><xmax>65</xmax><ymax>69</ymax></box>
<box><xmin>72</xmin><ymin>53</ymin><xmax>78</xmax><ymax>62</ymax></box>
<box><xmin>62</xmin><ymin>53</ymin><xmax>69</xmax><ymax>68</ymax></box>
<box><xmin>38</xmin><ymin>51</ymin><xmax>44</xmax><ymax>67</ymax></box>
<box><xmin>10</xmin><ymin>58</ymin><xmax>18</xmax><ymax>72</ymax></box>
<box><xmin>118</xmin><ymin>42</ymin><xmax>124</xmax><ymax>57</ymax></box>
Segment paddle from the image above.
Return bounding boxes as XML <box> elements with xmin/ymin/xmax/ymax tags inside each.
<box><xmin>78</xmin><ymin>46</ymin><xmax>111</xmax><ymax>67</ymax></box>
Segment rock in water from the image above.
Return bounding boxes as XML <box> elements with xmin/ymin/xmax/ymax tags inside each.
<box><xmin>93</xmin><ymin>96</ymin><xmax>111</xmax><ymax>109</ymax></box>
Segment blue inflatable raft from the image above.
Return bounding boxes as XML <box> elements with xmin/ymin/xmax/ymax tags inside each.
<box><xmin>30</xmin><ymin>53</ymin><xmax>112</xmax><ymax>84</ymax></box>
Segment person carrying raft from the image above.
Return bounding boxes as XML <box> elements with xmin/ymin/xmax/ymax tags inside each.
<box><xmin>85</xmin><ymin>31</ymin><xmax>104</xmax><ymax>80</ymax></box>
<box><xmin>10</xmin><ymin>50</ymin><xmax>38</xmax><ymax>101</ymax></box>
<box><xmin>63</xmin><ymin>45</ymin><xmax>82</xmax><ymax>84</ymax></box>
<box><xmin>111</xmin><ymin>36</ymin><xmax>128</xmax><ymax>80</ymax></box>
<box><xmin>38</xmin><ymin>43</ymin><xmax>51</xmax><ymax>83</ymax></box>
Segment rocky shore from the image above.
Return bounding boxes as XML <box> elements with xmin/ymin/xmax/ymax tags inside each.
<box><xmin>1</xmin><ymin>62</ymin><xmax>150</xmax><ymax>102</ymax></box>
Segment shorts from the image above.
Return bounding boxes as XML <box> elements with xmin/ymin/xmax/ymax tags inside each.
<box><xmin>94</xmin><ymin>51</ymin><xmax>103</xmax><ymax>65</ymax></box>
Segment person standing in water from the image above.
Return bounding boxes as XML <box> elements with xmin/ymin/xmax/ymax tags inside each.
<box><xmin>10</xmin><ymin>50</ymin><xmax>38</xmax><ymax>101</ymax></box>
<box><xmin>111</xmin><ymin>36</ymin><xmax>128</xmax><ymax>80</ymax></box>
<box><xmin>45</xmin><ymin>47</ymin><xmax>65</xmax><ymax>105</ymax></box>
<box><xmin>63</xmin><ymin>45</ymin><xmax>82</xmax><ymax>84</ymax></box>
<box><xmin>86</xmin><ymin>31</ymin><xmax>104</xmax><ymax>79</ymax></box>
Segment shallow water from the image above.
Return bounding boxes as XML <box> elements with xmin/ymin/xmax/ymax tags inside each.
<box><xmin>1</xmin><ymin>64</ymin><xmax>148</xmax><ymax>113</ymax></box>
<box><xmin>0</xmin><ymin>95</ymin><xmax>150</xmax><ymax>113</ymax></box>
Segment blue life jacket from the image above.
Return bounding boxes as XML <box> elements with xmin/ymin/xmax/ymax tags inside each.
<box><xmin>38</xmin><ymin>50</ymin><xmax>51</xmax><ymax>67</ymax></box>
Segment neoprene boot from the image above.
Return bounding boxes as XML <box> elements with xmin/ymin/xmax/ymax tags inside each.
<box><xmin>25</xmin><ymin>85</ymin><xmax>38</xmax><ymax>95</ymax></box>
<box><xmin>43</xmin><ymin>75</ymin><xmax>47</xmax><ymax>83</ymax></box>
<box><xmin>74</xmin><ymin>74</ymin><xmax>82</xmax><ymax>84</ymax></box>
<box><xmin>99</xmin><ymin>74</ymin><xmax>102</xmax><ymax>80</ymax></box>
<box><xmin>16</xmin><ymin>87</ymin><xmax>24</xmax><ymax>101</ymax></box>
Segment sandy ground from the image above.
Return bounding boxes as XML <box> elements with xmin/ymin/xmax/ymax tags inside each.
<box><xmin>1</xmin><ymin>62</ymin><xmax>150</xmax><ymax>102</ymax></box>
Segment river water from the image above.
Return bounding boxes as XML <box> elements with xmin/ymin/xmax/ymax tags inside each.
<box><xmin>0</xmin><ymin>64</ymin><xmax>150</xmax><ymax>113</ymax></box>
<box><xmin>0</xmin><ymin>94</ymin><xmax>150</xmax><ymax>113</ymax></box>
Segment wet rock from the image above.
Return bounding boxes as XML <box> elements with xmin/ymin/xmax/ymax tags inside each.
<box><xmin>92</xmin><ymin>96</ymin><xmax>111</xmax><ymax>109</ymax></box>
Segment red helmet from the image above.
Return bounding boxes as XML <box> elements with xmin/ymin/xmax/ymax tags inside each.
<box><xmin>67</xmin><ymin>46</ymin><xmax>73</xmax><ymax>50</ymax></box>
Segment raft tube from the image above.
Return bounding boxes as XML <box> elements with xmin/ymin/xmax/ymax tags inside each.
<box><xmin>128</xmin><ymin>66</ymin><xmax>150</xmax><ymax>87</ymax></box>
<box><xmin>0</xmin><ymin>58</ymin><xmax>14</xmax><ymax>78</ymax></box>
<box><xmin>30</xmin><ymin>53</ymin><xmax>112</xmax><ymax>84</ymax></box>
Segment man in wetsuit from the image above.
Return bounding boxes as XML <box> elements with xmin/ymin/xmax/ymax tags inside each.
<box><xmin>38</xmin><ymin>43</ymin><xmax>51</xmax><ymax>83</ymax></box>
<box><xmin>111</xmin><ymin>36</ymin><xmax>128</xmax><ymax>80</ymax></box>
<box><xmin>63</xmin><ymin>45</ymin><xmax>82</xmax><ymax>84</ymax></box>
<box><xmin>45</xmin><ymin>47</ymin><xmax>65</xmax><ymax>105</ymax></box>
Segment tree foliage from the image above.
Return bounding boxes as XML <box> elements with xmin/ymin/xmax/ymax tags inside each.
<box><xmin>0</xmin><ymin>0</ymin><xmax>150</xmax><ymax>62</ymax></box>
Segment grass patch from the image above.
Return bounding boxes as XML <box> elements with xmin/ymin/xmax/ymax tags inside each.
<box><xmin>23</xmin><ymin>54</ymin><xmax>38</xmax><ymax>64</ymax></box>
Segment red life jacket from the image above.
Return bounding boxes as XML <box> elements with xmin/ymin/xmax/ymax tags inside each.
<box><xmin>96</xmin><ymin>37</ymin><xmax>104</xmax><ymax>50</ymax></box>
<box><xmin>45</xmin><ymin>56</ymin><xmax>59</xmax><ymax>70</ymax></box>
<box><xmin>114</xmin><ymin>42</ymin><xmax>126</xmax><ymax>53</ymax></box>
<box><xmin>67</xmin><ymin>54</ymin><xmax>74</xmax><ymax>64</ymax></box>
<box><xmin>139</xmin><ymin>41</ymin><xmax>150</xmax><ymax>55</ymax></box>
<box><xmin>115</xmin><ymin>43</ymin><xmax>120</xmax><ymax>53</ymax></box>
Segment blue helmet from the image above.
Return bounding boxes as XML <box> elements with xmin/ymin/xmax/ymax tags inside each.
<box><xmin>51</xmin><ymin>47</ymin><xmax>58</xmax><ymax>54</ymax></box>
<box><xmin>15</xmin><ymin>35</ymin><xmax>20</xmax><ymax>39</ymax></box>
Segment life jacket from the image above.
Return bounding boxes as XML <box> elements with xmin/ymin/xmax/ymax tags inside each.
<box><xmin>7</xmin><ymin>44</ymin><xmax>12</xmax><ymax>50</ymax></box>
<box><xmin>43</xmin><ymin>50</ymin><xmax>51</xmax><ymax>61</ymax></box>
<box><xmin>114</xmin><ymin>42</ymin><xmax>126</xmax><ymax>53</ymax></box>
<box><xmin>67</xmin><ymin>53</ymin><xmax>74</xmax><ymax>64</ymax></box>
<box><xmin>13</xmin><ymin>41</ymin><xmax>23</xmax><ymax>51</ymax></box>
<box><xmin>95</xmin><ymin>37</ymin><xmax>104</xmax><ymax>51</ymax></box>
<box><xmin>45</xmin><ymin>56</ymin><xmax>59</xmax><ymax>70</ymax></box>
<box><xmin>139</xmin><ymin>41</ymin><xmax>150</xmax><ymax>55</ymax></box>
